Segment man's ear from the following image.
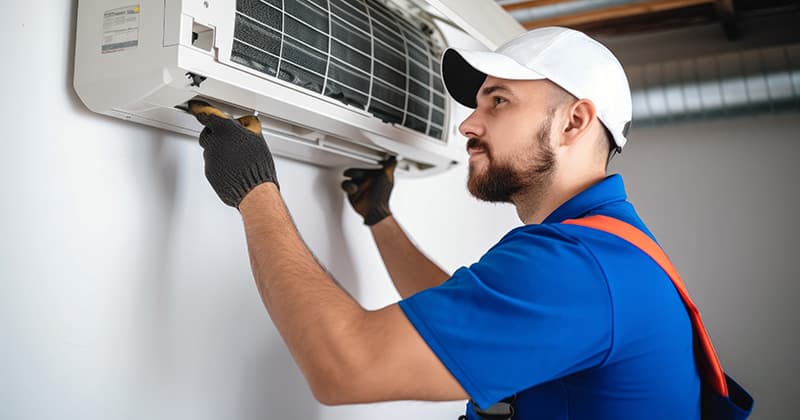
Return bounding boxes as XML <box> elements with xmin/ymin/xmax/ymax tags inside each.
<box><xmin>561</xmin><ymin>99</ymin><xmax>597</xmax><ymax>146</ymax></box>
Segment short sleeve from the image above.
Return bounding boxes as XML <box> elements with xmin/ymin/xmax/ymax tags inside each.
<box><xmin>398</xmin><ymin>225</ymin><xmax>613</xmax><ymax>409</ymax></box>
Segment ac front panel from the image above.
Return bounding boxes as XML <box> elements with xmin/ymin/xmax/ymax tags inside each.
<box><xmin>173</xmin><ymin>46</ymin><xmax>459</xmax><ymax>173</ymax></box>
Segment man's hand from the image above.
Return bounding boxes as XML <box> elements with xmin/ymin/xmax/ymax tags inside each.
<box><xmin>341</xmin><ymin>157</ymin><xmax>397</xmax><ymax>225</ymax></box>
<box><xmin>188</xmin><ymin>100</ymin><xmax>278</xmax><ymax>208</ymax></box>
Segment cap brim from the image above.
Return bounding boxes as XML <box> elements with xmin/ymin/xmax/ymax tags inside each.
<box><xmin>441</xmin><ymin>48</ymin><xmax>547</xmax><ymax>108</ymax></box>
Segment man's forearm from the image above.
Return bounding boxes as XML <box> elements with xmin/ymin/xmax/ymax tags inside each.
<box><xmin>238</xmin><ymin>183</ymin><xmax>367</xmax><ymax>395</ymax></box>
<box><xmin>185</xmin><ymin>105</ymin><xmax>467</xmax><ymax>404</ymax></box>
<box><xmin>236</xmin><ymin>184</ymin><xmax>467</xmax><ymax>404</ymax></box>
<box><xmin>370</xmin><ymin>216</ymin><xmax>450</xmax><ymax>298</ymax></box>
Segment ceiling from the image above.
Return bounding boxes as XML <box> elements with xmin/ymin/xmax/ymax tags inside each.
<box><xmin>496</xmin><ymin>0</ymin><xmax>800</xmax><ymax>39</ymax></box>
<box><xmin>490</xmin><ymin>0</ymin><xmax>800</xmax><ymax>126</ymax></box>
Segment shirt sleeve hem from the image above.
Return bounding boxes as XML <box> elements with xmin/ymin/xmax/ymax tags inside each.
<box><xmin>398</xmin><ymin>298</ymin><xmax>494</xmax><ymax>408</ymax></box>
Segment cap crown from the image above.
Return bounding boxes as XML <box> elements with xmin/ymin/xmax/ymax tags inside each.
<box><xmin>500</xmin><ymin>27</ymin><xmax>632</xmax><ymax>148</ymax></box>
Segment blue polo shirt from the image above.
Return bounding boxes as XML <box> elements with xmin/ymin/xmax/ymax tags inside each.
<box><xmin>399</xmin><ymin>175</ymin><xmax>700</xmax><ymax>419</ymax></box>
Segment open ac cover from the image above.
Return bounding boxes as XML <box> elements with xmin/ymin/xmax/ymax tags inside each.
<box><xmin>74</xmin><ymin>0</ymin><xmax>522</xmax><ymax>175</ymax></box>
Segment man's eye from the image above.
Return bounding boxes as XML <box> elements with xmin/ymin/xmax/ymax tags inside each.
<box><xmin>494</xmin><ymin>97</ymin><xmax>507</xmax><ymax>105</ymax></box>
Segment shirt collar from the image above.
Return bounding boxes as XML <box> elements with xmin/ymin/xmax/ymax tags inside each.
<box><xmin>543</xmin><ymin>174</ymin><xmax>628</xmax><ymax>224</ymax></box>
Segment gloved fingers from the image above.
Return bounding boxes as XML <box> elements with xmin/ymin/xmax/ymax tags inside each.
<box><xmin>380</xmin><ymin>156</ymin><xmax>397</xmax><ymax>169</ymax></box>
<box><xmin>342</xmin><ymin>168</ymin><xmax>368</xmax><ymax>180</ymax></box>
<box><xmin>381</xmin><ymin>156</ymin><xmax>397</xmax><ymax>181</ymax></box>
<box><xmin>199</xmin><ymin>127</ymin><xmax>214</xmax><ymax>149</ymax></box>
<box><xmin>237</xmin><ymin>115</ymin><xmax>263</xmax><ymax>136</ymax></box>
<box><xmin>187</xmin><ymin>100</ymin><xmax>230</xmax><ymax>128</ymax></box>
<box><xmin>343</xmin><ymin>157</ymin><xmax>397</xmax><ymax>178</ymax></box>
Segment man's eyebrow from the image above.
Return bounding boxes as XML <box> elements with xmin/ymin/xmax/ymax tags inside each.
<box><xmin>480</xmin><ymin>84</ymin><xmax>513</xmax><ymax>96</ymax></box>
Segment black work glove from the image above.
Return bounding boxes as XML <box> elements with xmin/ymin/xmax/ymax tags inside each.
<box><xmin>341</xmin><ymin>157</ymin><xmax>397</xmax><ymax>226</ymax></box>
<box><xmin>187</xmin><ymin>100</ymin><xmax>278</xmax><ymax>208</ymax></box>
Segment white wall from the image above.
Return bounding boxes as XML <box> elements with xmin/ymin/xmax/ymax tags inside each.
<box><xmin>1</xmin><ymin>1</ymin><xmax>797</xmax><ymax>419</ymax></box>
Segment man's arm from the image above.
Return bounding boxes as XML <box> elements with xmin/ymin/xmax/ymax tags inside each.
<box><xmin>239</xmin><ymin>183</ymin><xmax>467</xmax><ymax>404</ymax></box>
<box><xmin>370</xmin><ymin>216</ymin><xmax>450</xmax><ymax>298</ymax></box>
<box><xmin>184</xmin><ymin>102</ymin><xmax>467</xmax><ymax>404</ymax></box>
<box><xmin>341</xmin><ymin>160</ymin><xmax>450</xmax><ymax>298</ymax></box>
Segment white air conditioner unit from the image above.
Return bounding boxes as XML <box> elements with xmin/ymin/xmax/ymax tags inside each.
<box><xmin>74</xmin><ymin>0</ymin><xmax>522</xmax><ymax>175</ymax></box>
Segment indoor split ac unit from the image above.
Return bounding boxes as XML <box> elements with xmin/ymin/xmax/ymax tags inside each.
<box><xmin>74</xmin><ymin>0</ymin><xmax>522</xmax><ymax>175</ymax></box>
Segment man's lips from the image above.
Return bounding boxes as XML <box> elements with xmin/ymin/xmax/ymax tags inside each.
<box><xmin>466</xmin><ymin>138</ymin><xmax>488</xmax><ymax>157</ymax></box>
<box><xmin>467</xmin><ymin>147</ymin><xmax>486</xmax><ymax>157</ymax></box>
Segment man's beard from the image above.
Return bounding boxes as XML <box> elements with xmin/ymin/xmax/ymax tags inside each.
<box><xmin>467</xmin><ymin>116</ymin><xmax>556</xmax><ymax>203</ymax></box>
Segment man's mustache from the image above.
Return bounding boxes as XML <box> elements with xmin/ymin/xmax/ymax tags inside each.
<box><xmin>467</xmin><ymin>138</ymin><xmax>490</xmax><ymax>154</ymax></box>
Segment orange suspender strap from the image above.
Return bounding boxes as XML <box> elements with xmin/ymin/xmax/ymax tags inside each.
<box><xmin>562</xmin><ymin>215</ymin><xmax>729</xmax><ymax>398</ymax></box>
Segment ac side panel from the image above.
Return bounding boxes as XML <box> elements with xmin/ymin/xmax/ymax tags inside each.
<box><xmin>74</xmin><ymin>0</ymin><xmax>178</xmax><ymax>113</ymax></box>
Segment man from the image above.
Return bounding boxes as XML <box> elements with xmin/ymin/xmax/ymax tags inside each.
<box><xmin>188</xmin><ymin>27</ymin><xmax>701</xmax><ymax>419</ymax></box>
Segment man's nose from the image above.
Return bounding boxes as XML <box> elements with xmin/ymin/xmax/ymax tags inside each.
<box><xmin>459</xmin><ymin>110</ymin><xmax>485</xmax><ymax>139</ymax></box>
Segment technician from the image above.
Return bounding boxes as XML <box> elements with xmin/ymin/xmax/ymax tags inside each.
<box><xmin>188</xmin><ymin>27</ymin><xmax>701</xmax><ymax>419</ymax></box>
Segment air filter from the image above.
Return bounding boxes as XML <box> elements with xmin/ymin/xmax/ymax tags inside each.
<box><xmin>231</xmin><ymin>0</ymin><xmax>448</xmax><ymax>140</ymax></box>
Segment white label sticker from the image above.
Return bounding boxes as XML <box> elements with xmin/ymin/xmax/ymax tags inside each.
<box><xmin>102</xmin><ymin>5</ymin><xmax>140</xmax><ymax>54</ymax></box>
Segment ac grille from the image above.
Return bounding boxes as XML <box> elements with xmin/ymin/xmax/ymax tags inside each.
<box><xmin>231</xmin><ymin>0</ymin><xmax>447</xmax><ymax>141</ymax></box>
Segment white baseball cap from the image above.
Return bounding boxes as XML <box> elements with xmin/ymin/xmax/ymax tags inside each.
<box><xmin>441</xmin><ymin>26</ymin><xmax>632</xmax><ymax>150</ymax></box>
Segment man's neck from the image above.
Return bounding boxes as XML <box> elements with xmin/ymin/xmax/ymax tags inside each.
<box><xmin>514</xmin><ymin>174</ymin><xmax>606</xmax><ymax>225</ymax></box>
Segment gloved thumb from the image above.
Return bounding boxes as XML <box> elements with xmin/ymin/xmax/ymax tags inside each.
<box><xmin>341</xmin><ymin>180</ymin><xmax>359</xmax><ymax>195</ymax></box>
<box><xmin>237</xmin><ymin>115</ymin><xmax>263</xmax><ymax>136</ymax></box>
